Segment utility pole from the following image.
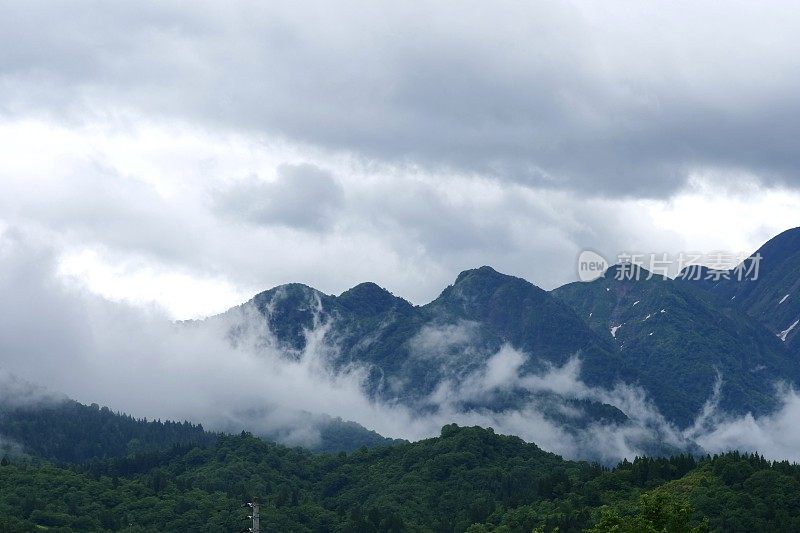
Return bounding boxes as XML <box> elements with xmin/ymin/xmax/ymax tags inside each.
<box><xmin>243</xmin><ymin>498</ymin><xmax>260</xmax><ymax>533</ymax></box>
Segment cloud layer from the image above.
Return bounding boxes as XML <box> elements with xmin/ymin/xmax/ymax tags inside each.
<box><xmin>4</xmin><ymin>2</ymin><xmax>800</xmax><ymax>195</ymax></box>
<box><xmin>3</xmin><ymin>2</ymin><xmax>800</xmax><ymax>314</ymax></box>
<box><xmin>1</xmin><ymin>116</ymin><xmax>798</xmax><ymax>318</ymax></box>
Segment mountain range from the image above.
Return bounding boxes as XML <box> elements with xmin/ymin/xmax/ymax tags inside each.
<box><xmin>214</xmin><ymin>226</ymin><xmax>800</xmax><ymax>440</ymax></box>
<box><xmin>4</xmin><ymin>227</ymin><xmax>799</xmax><ymax>461</ymax></box>
<box><xmin>678</xmin><ymin>227</ymin><xmax>800</xmax><ymax>354</ymax></box>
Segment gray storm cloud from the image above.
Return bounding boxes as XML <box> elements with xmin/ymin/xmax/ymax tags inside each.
<box><xmin>213</xmin><ymin>163</ymin><xmax>344</xmax><ymax>232</ymax></box>
<box><xmin>0</xmin><ymin>0</ymin><xmax>799</xmax><ymax>320</ymax></box>
<box><xmin>3</xmin><ymin>2</ymin><xmax>800</xmax><ymax>196</ymax></box>
<box><xmin>1</xmin><ymin>1</ymin><xmax>800</xmax><ymax>459</ymax></box>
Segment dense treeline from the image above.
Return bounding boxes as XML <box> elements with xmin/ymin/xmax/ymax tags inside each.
<box><xmin>310</xmin><ymin>417</ymin><xmax>405</xmax><ymax>453</ymax></box>
<box><xmin>0</xmin><ymin>400</ymin><xmax>217</xmax><ymax>464</ymax></box>
<box><xmin>0</xmin><ymin>398</ymin><xmax>401</xmax><ymax>463</ymax></box>
<box><xmin>2</xmin><ymin>424</ymin><xmax>800</xmax><ymax>532</ymax></box>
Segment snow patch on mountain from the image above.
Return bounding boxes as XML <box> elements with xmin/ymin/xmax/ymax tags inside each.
<box><xmin>778</xmin><ymin>319</ymin><xmax>799</xmax><ymax>342</ymax></box>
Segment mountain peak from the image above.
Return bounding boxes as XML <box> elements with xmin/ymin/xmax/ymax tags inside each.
<box><xmin>340</xmin><ymin>281</ymin><xmax>385</xmax><ymax>296</ymax></box>
<box><xmin>675</xmin><ymin>265</ymin><xmax>722</xmax><ymax>289</ymax></box>
<box><xmin>453</xmin><ymin>265</ymin><xmax>505</xmax><ymax>285</ymax></box>
<box><xmin>337</xmin><ymin>282</ymin><xmax>411</xmax><ymax>315</ymax></box>
<box><xmin>442</xmin><ymin>266</ymin><xmax>544</xmax><ymax>306</ymax></box>
<box><xmin>750</xmin><ymin>226</ymin><xmax>800</xmax><ymax>273</ymax></box>
<box><xmin>677</xmin><ymin>264</ymin><xmax>712</xmax><ymax>279</ymax></box>
<box><xmin>250</xmin><ymin>282</ymin><xmax>322</xmax><ymax>304</ymax></box>
<box><xmin>603</xmin><ymin>263</ymin><xmax>662</xmax><ymax>281</ymax></box>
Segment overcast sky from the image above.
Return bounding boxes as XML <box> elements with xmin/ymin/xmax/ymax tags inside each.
<box><xmin>2</xmin><ymin>0</ymin><xmax>800</xmax><ymax>318</ymax></box>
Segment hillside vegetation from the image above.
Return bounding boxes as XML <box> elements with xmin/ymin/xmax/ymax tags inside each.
<box><xmin>1</xmin><ymin>425</ymin><xmax>799</xmax><ymax>532</ymax></box>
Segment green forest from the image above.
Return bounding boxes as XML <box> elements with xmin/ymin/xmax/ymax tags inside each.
<box><xmin>2</xmin><ymin>420</ymin><xmax>799</xmax><ymax>532</ymax></box>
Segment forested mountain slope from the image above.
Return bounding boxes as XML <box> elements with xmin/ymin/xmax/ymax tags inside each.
<box><xmin>1</xmin><ymin>424</ymin><xmax>799</xmax><ymax>532</ymax></box>
<box><xmin>678</xmin><ymin>226</ymin><xmax>800</xmax><ymax>355</ymax></box>
<box><xmin>553</xmin><ymin>265</ymin><xmax>797</xmax><ymax>426</ymax></box>
<box><xmin>216</xmin><ymin>266</ymin><xmax>631</xmax><ymax>432</ymax></box>
<box><xmin>0</xmin><ymin>399</ymin><xmax>215</xmax><ymax>464</ymax></box>
<box><xmin>0</xmin><ymin>398</ymin><xmax>398</xmax><ymax>461</ymax></box>
<box><xmin>218</xmin><ymin>243</ymin><xmax>800</xmax><ymax>430</ymax></box>
<box><xmin>224</xmin><ymin>266</ymin><xmax>626</xmax><ymax>400</ymax></box>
